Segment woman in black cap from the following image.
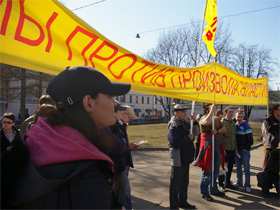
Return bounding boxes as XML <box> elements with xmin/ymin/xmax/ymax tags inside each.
<box><xmin>8</xmin><ymin>66</ymin><xmax>131</xmax><ymax>209</ymax></box>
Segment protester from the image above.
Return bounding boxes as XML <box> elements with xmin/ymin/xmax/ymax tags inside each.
<box><xmin>261</xmin><ymin>104</ymin><xmax>280</xmax><ymax>169</ymax></box>
<box><xmin>8</xmin><ymin>66</ymin><xmax>131</xmax><ymax>209</ymax></box>
<box><xmin>257</xmin><ymin>148</ymin><xmax>280</xmax><ymax>198</ymax></box>
<box><xmin>195</xmin><ymin>104</ymin><xmax>226</xmax><ymax>201</ymax></box>
<box><xmin>20</xmin><ymin>94</ymin><xmax>56</xmax><ymax>138</ymax></box>
<box><xmin>214</xmin><ymin>110</ymin><xmax>226</xmax><ymax>191</ymax></box>
<box><xmin>211</xmin><ymin>110</ymin><xmax>226</xmax><ymax>194</ymax></box>
<box><xmin>235</xmin><ymin>111</ymin><xmax>253</xmax><ymax>192</ymax></box>
<box><xmin>221</xmin><ymin>107</ymin><xmax>237</xmax><ymax>189</ymax></box>
<box><xmin>168</xmin><ymin>104</ymin><xmax>196</xmax><ymax>210</ymax></box>
<box><xmin>110</xmin><ymin>101</ymin><xmax>138</xmax><ymax>210</ymax></box>
<box><xmin>1</xmin><ymin>112</ymin><xmax>27</xmax><ymax>209</ymax></box>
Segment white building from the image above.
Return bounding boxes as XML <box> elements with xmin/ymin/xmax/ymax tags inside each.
<box><xmin>116</xmin><ymin>91</ymin><xmax>168</xmax><ymax>120</ymax></box>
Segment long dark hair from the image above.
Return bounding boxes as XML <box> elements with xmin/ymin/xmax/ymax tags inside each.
<box><xmin>46</xmin><ymin>101</ymin><xmax>114</xmax><ymax>153</ymax></box>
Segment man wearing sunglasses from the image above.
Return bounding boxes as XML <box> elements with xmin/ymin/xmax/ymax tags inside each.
<box><xmin>1</xmin><ymin>112</ymin><xmax>27</xmax><ymax>208</ymax></box>
<box><xmin>1</xmin><ymin>113</ymin><xmax>20</xmax><ymax>152</ymax></box>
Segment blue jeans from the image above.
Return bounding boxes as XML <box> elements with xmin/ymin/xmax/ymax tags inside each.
<box><xmin>236</xmin><ymin>149</ymin><xmax>251</xmax><ymax>187</ymax></box>
<box><xmin>200</xmin><ymin>150</ymin><xmax>220</xmax><ymax>195</ymax></box>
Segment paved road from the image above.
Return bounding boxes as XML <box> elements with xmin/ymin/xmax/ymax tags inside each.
<box><xmin>129</xmin><ymin>146</ymin><xmax>279</xmax><ymax>209</ymax></box>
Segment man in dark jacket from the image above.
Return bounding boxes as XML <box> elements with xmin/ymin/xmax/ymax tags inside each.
<box><xmin>1</xmin><ymin>112</ymin><xmax>28</xmax><ymax>209</ymax></box>
<box><xmin>110</xmin><ymin>102</ymin><xmax>139</xmax><ymax>210</ymax></box>
<box><xmin>168</xmin><ymin>104</ymin><xmax>196</xmax><ymax>210</ymax></box>
<box><xmin>235</xmin><ymin>111</ymin><xmax>254</xmax><ymax>192</ymax></box>
<box><xmin>262</xmin><ymin>104</ymin><xmax>280</xmax><ymax>169</ymax></box>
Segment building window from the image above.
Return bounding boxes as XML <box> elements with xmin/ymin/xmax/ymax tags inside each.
<box><xmin>120</xmin><ymin>95</ymin><xmax>125</xmax><ymax>103</ymax></box>
<box><xmin>142</xmin><ymin>96</ymin><xmax>145</xmax><ymax>104</ymax></box>
<box><xmin>147</xmin><ymin>97</ymin><xmax>150</xmax><ymax>104</ymax></box>
<box><xmin>130</xmin><ymin>95</ymin><xmax>133</xmax><ymax>103</ymax></box>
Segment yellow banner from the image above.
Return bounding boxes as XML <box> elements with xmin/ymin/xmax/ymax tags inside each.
<box><xmin>202</xmin><ymin>0</ymin><xmax>217</xmax><ymax>57</ymax></box>
<box><xmin>0</xmin><ymin>0</ymin><xmax>268</xmax><ymax>105</ymax></box>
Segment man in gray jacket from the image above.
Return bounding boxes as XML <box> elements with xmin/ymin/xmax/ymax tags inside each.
<box><xmin>168</xmin><ymin>104</ymin><xmax>195</xmax><ymax>210</ymax></box>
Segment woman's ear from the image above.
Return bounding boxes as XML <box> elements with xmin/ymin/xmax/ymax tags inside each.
<box><xmin>82</xmin><ymin>95</ymin><xmax>95</xmax><ymax>112</ymax></box>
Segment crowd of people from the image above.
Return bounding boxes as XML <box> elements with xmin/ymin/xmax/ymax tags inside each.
<box><xmin>167</xmin><ymin>103</ymin><xmax>280</xmax><ymax>209</ymax></box>
<box><xmin>0</xmin><ymin>66</ymin><xmax>279</xmax><ymax>209</ymax></box>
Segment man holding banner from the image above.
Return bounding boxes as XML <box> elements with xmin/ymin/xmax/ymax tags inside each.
<box><xmin>196</xmin><ymin>104</ymin><xmax>225</xmax><ymax>201</ymax></box>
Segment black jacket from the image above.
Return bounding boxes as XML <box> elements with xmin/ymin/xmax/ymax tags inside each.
<box><xmin>1</xmin><ymin>128</ymin><xmax>23</xmax><ymax>154</ymax></box>
<box><xmin>168</xmin><ymin>117</ymin><xmax>195</xmax><ymax>165</ymax></box>
<box><xmin>8</xmin><ymin>160</ymin><xmax>113</xmax><ymax>209</ymax></box>
<box><xmin>4</xmin><ymin>117</ymin><xmax>115</xmax><ymax>209</ymax></box>
<box><xmin>262</xmin><ymin>115</ymin><xmax>280</xmax><ymax>149</ymax></box>
<box><xmin>110</xmin><ymin>121</ymin><xmax>133</xmax><ymax>173</ymax></box>
<box><xmin>1</xmin><ymin>128</ymin><xmax>28</xmax><ymax>209</ymax></box>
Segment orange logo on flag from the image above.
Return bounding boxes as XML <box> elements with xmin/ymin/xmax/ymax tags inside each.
<box><xmin>202</xmin><ymin>0</ymin><xmax>217</xmax><ymax>57</ymax></box>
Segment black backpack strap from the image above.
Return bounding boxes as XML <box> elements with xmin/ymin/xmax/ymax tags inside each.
<box><xmin>9</xmin><ymin>160</ymin><xmax>92</xmax><ymax>207</ymax></box>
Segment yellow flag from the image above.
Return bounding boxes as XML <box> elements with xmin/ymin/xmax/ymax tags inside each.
<box><xmin>202</xmin><ymin>0</ymin><xmax>218</xmax><ymax>57</ymax></box>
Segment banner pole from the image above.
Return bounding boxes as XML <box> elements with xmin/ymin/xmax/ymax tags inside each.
<box><xmin>212</xmin><ymin>112</ymin><xmax>215</xmax><ymax>188</ymax></box>
<box><xmin>190</xmin><ymin>101</ymin><xmax>196</xmax><ymax>136</ymax></box>
<box><xmin>211</xmin><ymin>62</ymin><xmax>217</xmax><ymax>188</ymax></box>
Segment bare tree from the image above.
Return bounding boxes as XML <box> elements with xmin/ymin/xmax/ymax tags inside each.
<box><xmin>231</xmin><ymin>44</ymin><xmax>277</xmax><ymax>119</ymax></box>
<box><xmin>145</xmin><ymin>22</ymin><xmax>233</xmax><ymax>118</ymax></box>
<box><xmin>256</xmin><ymin>48</ymin><xmax>278</xmax><ymax>77</ymax></box>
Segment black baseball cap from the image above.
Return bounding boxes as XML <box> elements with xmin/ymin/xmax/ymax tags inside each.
<box><xmin>47</xmin><ymin>66</ymin><xmax>131</xmax><ymax>106</ymax></box>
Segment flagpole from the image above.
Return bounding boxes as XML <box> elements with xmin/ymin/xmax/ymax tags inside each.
<box><xmin>190</xmin><ymin>101</ymin><xmax>196</xmax><ymax>136</ymax></box>
<box><xmin>212</xmin><ymin>108</ymin><xmax>215</xmax><ymax>188</ymax></box>
<box><xmin>212</xmin><ymin>64</ymin><xmax>217</xmax><ymax>188</ymax></box>
<box><xmin>201</xmin><ymin>0</ymin><xmax>218</xmax><ymax>189</ymax></box>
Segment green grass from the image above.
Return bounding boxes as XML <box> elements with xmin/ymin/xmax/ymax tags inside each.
<box><xmin>128</xmin><ymin>122</ymin><xmax>262</xmax><ymax>148</ymax></box>
<box><xmin>128</xmin><ymin>123</ymin><xmax>168</xmax><ymax>148</ymax></box>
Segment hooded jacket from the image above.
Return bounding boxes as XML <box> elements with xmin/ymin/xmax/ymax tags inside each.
<box><xmin>110</xmin><ymin>120</ymin><xmax>133</xmax><ymax>174</ymax></box>
<box><xmin>9</xmin><ymin>117</ymin><xmax>114</xmax><ymax>209</ymax></box>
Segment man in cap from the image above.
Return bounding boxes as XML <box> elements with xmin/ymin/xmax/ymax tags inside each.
<box><xmin>168</xmin><ymin>104</ymin><xmax>196</xmax><ymax>210</ymax></box>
